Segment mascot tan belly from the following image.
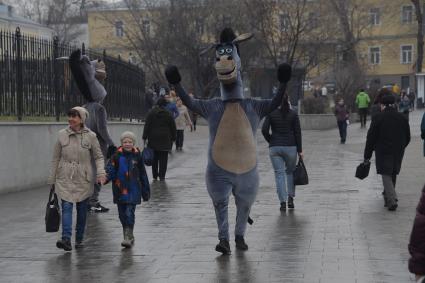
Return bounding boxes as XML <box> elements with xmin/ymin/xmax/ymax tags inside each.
<box><xmin>165</xmin><ymin>28</ymin><xmax>291</xmax><ymax>255</ymax></box>
<box><xmin>212</xmin><ymin>103</ymin><xmax>256</xmax><ymax>174</ymax></box>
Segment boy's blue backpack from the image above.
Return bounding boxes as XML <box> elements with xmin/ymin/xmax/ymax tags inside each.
<box><xmin>142</xmin><ymin>146</ymin><xmax>154</xmax><ymax>166</ymax></box>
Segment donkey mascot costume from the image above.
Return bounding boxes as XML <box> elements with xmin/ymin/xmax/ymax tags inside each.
<box><xmin>165</xmin><ymin>28</ymin><xmax>291</xmax><ymax>254</ymax></box>
<box><xmin>69</xmin><ymin>49</ymin><xmax>116</xmax><ymax>212</ymax></box>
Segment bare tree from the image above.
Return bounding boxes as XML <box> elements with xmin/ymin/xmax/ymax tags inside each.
<box><xmin>327</xmin><ymin>0</ymin><xmax>375</xmax><ymax>110</ymax></box>
<box><xmin>4</xmin><ymin>0</ymin><xmax>87</xmax><ymax>44</ymax></box>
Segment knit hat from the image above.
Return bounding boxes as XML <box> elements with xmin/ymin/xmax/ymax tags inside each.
<box><xmin>381</xmin><ymin>94</ymin><xmax>395</xmax><ymax>106</ymax></box>
<box><xmin>120</xmin><ymin>131</ymin><xmax>136</xmax><ymax>144</ymax></box>
<box><xmin>71</xmin><ymin>106</ymin><xmax>89</xmax><ymax>124</ymax></box>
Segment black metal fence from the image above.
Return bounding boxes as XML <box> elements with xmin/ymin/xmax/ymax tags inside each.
<box><xmin>0</xmin><ymin>27</ymin><xmax>145</xmax><ymax>121</ymax></box>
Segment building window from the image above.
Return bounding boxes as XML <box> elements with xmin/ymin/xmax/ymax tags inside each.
<box><xmin>401</xmin><ymin>45</ymin><xmax>413</xmax><ymax>64</ymax></box>
<box><xmin>115</xmin><ymin>20</ymin><xmax>124</xmax><ymax>37</ymax></box>
<box><xmin>142</xmin><ymin>20</ymin><xmax>150</xmax><ymax>35</ymax></box>
<box><xmin>308</xmin><ymin>12</ymin><xmax>318</xmax><ymax>29</ymax></box>
<box><xmin>369</xmin><ymin>46</ymin><xmax>380</xmax><ymax>65</ymax></box>
<box><xmin>402</xmin><ymin>5</ymin><xmax>414</xmax><ymax>24</ymax></box>
<box><xmin>369</xmin><ymin>8</ymin><xmax>380</xmax><ymax>25</ymax></box>
<box><xmin>195</xmin><ymin>18</ymin><xmax>204</xmax><ymax>34</ymax></box>
<box><xmin>280</xmin><ymin>13</ymin><xmax>290</xmax><ymax>31</ymax></box>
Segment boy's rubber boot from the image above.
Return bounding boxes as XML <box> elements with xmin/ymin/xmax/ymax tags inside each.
<box><xmin>121</xmin><ymin>227</ymin><xmax>132</xmax><ymax>248</ymax></box>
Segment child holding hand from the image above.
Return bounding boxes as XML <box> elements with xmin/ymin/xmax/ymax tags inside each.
<box><xmin>105</xmin><ymin>131</ymin><xmax>150</xmax><ymax>248</ymax></box>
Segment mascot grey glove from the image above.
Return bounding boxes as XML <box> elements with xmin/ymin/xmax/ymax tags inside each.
<box><xmin>277</xmin><ymin>63</ymin><xmax>292</xmax><ymax>83</ymax></box>
<box><xmin>165</xmin><ymin>65</ymin><xmax>181</xmax><ymax>84</ymax></box>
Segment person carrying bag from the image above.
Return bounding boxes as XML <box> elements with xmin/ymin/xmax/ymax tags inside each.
<box><xmin>262</xmin><ymin>94</ymin><xmax>303</xmax><ymax>211</ymax></box>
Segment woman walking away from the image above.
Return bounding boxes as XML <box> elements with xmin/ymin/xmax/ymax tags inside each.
<box><xmin>105</xmin><ymin>131</ymin><xmax>150</xmax><ymax>248</ymax></box>
<box><xmin>262</xmin><ymin>94</ymin><xmax>303</xmax><ymax>211</ymax></box>
<box><xmin>143</xmin><ymin>97</ymin><xmax>176</xmax><ymax>181</ymax></box>
<box><xmin>334</xmin><ymin>98</ymin><xmax>349</xmax><ymax>144</ymax></box>
<box><xmin>175</xmin><ymin>97</ymin><xmax>192</xmax><ymax>151</ymax></box>
<box><xmin>408</xmin><ymin>184</ymin><xmax>425</xmax><ymax>283</ymax></box>
<box><xmin>48</xmin><ymin>107</ymin><xmax>106</xmax><ymax>251</ymax></box>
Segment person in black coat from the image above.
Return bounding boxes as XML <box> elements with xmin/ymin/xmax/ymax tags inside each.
<box><xmin>363</xmin><ymin>94</ymin><xmax>410</xmax><ymax>211</ymax></box>
<box><xmin>408</xmin><ymin>184</ymin><xmax>425</xmax><ymax>283</ymax></box>
<box><xmin>262</xmin><ymin>94</ymin><xmax>303</xmax><ymax>211</ymax></box>
<box><xmin>143</xmin><ymin>97</ymin><xmax>177</xmax><ymax>181</ymax></box>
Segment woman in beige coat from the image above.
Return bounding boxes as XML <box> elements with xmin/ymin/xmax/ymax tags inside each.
<box><xmin>175</xmin><ymin>97</ymin><xmax>192</xmax><ymax>151</ymax></box>
<box><xmin>48</xmin><ymin>106</ymin><xmax>106</xmax><ymax>251</ymax></box>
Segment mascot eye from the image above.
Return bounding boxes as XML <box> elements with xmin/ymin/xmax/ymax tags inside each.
<box><xmin>218</xmin><ymin>48</ymin><xmax>225</xmax><ymax>55</ymax></box>
<box><xmin>226</xmin><ymin>48</ymin><xmax>233</xmax><ymax>54</ymax></box>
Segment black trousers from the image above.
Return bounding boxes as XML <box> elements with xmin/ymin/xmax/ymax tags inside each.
<box><xmin>176</xmin><ymin>130</ymin><xmax>184</xmax><ymax>148</ymax></box>
<box><xmin>359</xmin><ymin>108</ymin><xmax>368</xmax><ymax>127</ymax></box>
<box><xmin>152</xmin><ymin>150</ymin><xmax>169</xmax><ymax>179</ymax></box>
<box><xmin>337</xmin><ymin>120</ymin><xmax>347</xmax><ymax>142</ymax></box>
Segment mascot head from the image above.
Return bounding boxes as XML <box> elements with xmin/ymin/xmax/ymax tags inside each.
<box><xmin>201</xmin><ymin>28</ymin><xmax>253</xmax><ymax>101</ymax></box>
<box><xmin>69</xmin><ymin>49</ymin><xmax>107</xmax><ymax>103</ymax></box>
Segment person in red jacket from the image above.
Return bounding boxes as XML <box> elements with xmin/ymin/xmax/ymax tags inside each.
<box><xmin>408</xmin><ymin>185</ymin><xmax>425</xmax><ymax>283</ymax></box>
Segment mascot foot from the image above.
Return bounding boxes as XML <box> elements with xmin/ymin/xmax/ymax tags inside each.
<box><xmin>215</xmin><ymin>239</ymin><xmax>231</xmax><ymax>255</ymax></box>
<box><xmin>235</xmin><ymin>235</ymin><xmax>248</xmax><ymax>251</ymax></box>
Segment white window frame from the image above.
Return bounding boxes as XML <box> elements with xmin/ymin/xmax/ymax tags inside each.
<box><xmin>115</xmin><ymin>20</ymin><xmax>124</xmax><ymax>37</ymax></box>
<box><xmin>401</xmin><ymin>5</ymin><xmax>414</xmax><ymax>24</ymax></box>
<box><xmin>369</xmin><ymin>46</ymin><xmax>381</xmax><ymax>65</ymax></box>
<box><xmin>400</xmin><ymin>44</ymin><xmax>413</xmax><ymax>64</ymax></box>
<box><xmin>280</xmin><ymin>13</ymin><xmax>290</xmax><ymax>31</ymax></box>
<box><xmin>308</xmin><ymin>12</ymin><xmax>318</xmax><ymax>29</ymax></box>
<box><xmin>369</xmin><ymin>8</ymin><xmax>380</xmax><ymax>26</ymax></box>
<box><xmin>141</xmin><ymin>19</ymin><xmax>150</xmax><ymax>35</ymax></box>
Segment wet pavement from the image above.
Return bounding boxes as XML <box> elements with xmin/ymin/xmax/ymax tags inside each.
<box><xmin>0</xmin><ymin>110</ymin><xmax>424</xmax><ymax>283</ymax></box>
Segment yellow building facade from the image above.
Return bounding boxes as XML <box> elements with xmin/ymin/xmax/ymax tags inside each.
<box><xmin>88</xmin><ymin>0</ymin><xmax>421</xmax><ymax>91</ymax></box>
<box><xmin>357</xmin><ymin>0</ymin><xmax>417</xmax><ymax>90</ymax></box>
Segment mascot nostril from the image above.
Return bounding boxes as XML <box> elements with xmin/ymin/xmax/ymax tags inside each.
<box><xmin>165</xmin><ymin>27</ymin><xmax>291</xmax><ymax>255</ymax></box>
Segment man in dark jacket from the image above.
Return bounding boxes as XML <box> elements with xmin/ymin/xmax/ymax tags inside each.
<box><xmin>142</xmin><ymin>97</ymin><xmax>176</xmax><ymax>181</ymax></box>
<box><xmin>363</xmin><ymin>94</ymin><xmax>410</xmax><ymax>211</ymax></box>
<box><xmin>408</xmin><ymin>185</ymin><xmax>425</xmax><ymax>283</ymax></box>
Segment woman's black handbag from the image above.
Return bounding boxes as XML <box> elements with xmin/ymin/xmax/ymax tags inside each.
<box><xmin>294</xmin><ymin>159</ymin><xmax>309</xmax><ymax>186</ymax></box>
<box><xmin>142</xmin><ymin>146</ymin><xmax>154</xmax><ymax>166</ymax></box>
<box><xmin>355</xmin><ymin>161</ymin><xmax>370</xmax><ymax>180</ymax></box>
<box><xmin>45</xmin><ymin>185</ymin><xmax>61</xmax><ymax>232</ymax></box>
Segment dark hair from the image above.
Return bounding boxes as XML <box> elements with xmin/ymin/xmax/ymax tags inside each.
<box><xmin>67</xmin><ymin>109</ymin><xmax>81</xmax><ymax>118</ymax></box>
<box><xmin>280</xmin><ymin>93</ymin><xmax>290</xmax><ymax>114</ymax></box>
<box><xmin>381</xmin><ymin>94</ymin><xmax>395</xmax><ymax>105</ymax></box>
<box><xmin>374</xmin><ymin>88</ymin><xmax>391</xmax><ymax>104</ymax></box>
<box><xmin>156</xmin><ymin>97</ymin><xmax>167</xmax><ymax>107</ymax></box>
<box><xmin>360</xmin><ymin>88</ymin><xmax>365</xmax><ymax>92</ymax></box>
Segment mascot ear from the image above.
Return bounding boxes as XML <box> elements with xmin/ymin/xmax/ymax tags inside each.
<box><xmin>233</xmin><ymin>33</ymin><xmax>253</xmax><ymax>44</ymax></box>
<box><xmin>199</xmin><ymin>44</ymin><xmax>216</xmax><ymax>56</ymax></box>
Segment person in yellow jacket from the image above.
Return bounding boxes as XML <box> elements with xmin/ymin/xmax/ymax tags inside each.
<box><xmin>355</xmin><ymin>89</ymin><xmax>371</xmax><ymax>128</ymax></box>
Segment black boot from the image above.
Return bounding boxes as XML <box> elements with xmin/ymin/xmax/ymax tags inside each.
<box><xmin>215</xmin><ymin>239</ymin><xmax>231</xmax><ymax>255</ymax></box>
<box><xmin>56</xmin><ymin>238</ymin><xmax>72</xmax><ymax>251</ymax></box>
<box><xmin>280</xmin><ymin>202</ymin><xmax>286</xmax><ymax>211</ymax></box>
<box><xmin>288</xmin><ymin>196</ymin><xmax>295</xmax><ymax>209</ymax></box>
<box><xmin>235</xmin><ymin>235</ymin><xmax>248</xmax><ymax>251</ymax></box>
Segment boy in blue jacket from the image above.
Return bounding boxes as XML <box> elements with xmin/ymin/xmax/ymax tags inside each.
<box><xmin>105</xmin><ymin>131</ymin><xmax>150</xmax><ymax>248</ymax></box>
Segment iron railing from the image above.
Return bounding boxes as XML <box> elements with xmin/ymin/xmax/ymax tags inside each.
<box><xmin>0</xmin><ymin>27</ymin><xmax>145</xmax><ymax>121</ymax></box>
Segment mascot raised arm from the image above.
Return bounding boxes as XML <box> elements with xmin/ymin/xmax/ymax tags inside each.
<box><xmin>165</xmin><ymin>28</ymin><xmax>291</xmax><ymax>255</ymax></box>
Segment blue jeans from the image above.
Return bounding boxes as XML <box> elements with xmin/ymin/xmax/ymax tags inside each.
<box><xmin>269</xmin><ymin>146</ymin><xmax>297</xmax><ymax>203</ymax></box>
<box><xmin>117</xmin><ymin>204</ymin><xmax>136</xmax><ymax>229</ymax></box>
<box><xmin>61</xmin><ymin>198</ymin><xmax>89</xmax><ymax>241</ymax></box>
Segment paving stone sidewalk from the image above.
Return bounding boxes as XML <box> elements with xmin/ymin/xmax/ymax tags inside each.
<box><xmin>0</xmin><ymin>110</ymin><xmax>424</xmax><ymax>283</ymax></box>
